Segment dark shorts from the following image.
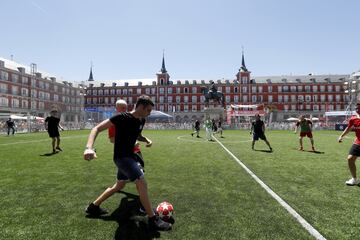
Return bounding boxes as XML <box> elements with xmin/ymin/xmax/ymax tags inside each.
<box><xmin>48</xmin><ymin>129</ymin><xmax>60</xmax><ymax>138</ymax></box>
<box><xmin>114</xmin><ymin>155</ymin><xmax>144</xmax><ymax>181</ymax></box>
<box><xmin>300</xmin><ymin>132</ymin><xmax>313</xmax><ymax>138</ymax></box>
<box><xmin>349</xmin><ymin>144</ymin><xmax>360</xmax><ymax>157</ymax></box>
<box><xmin>253</xmin><ymin>132</ymin><xmax>267</xmax><ymax>141</ymax></box>
<box><xmin>195</xmin><ymin>126</ymin><xmax>200</xmax><ymax>132</ymax></box>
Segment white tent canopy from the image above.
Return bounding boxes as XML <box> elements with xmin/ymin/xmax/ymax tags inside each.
<box><xmin>325</xmin><ymin>111</ymin><xmax>356</xmax><ymax>116</ymax></box>
<box><xmin>230</xmin><ymin>104</ymin><xmax>258</xmax><ymax>109</ymax></box>
<box><xmin>286</xmin><ymin>117</ymin><xmax>299</xmax><ymax>121</ymax></box>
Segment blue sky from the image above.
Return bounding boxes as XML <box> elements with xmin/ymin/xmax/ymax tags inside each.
<box><xmin>1</xmin><ymin>0</ymin><xmax>359</xmax><ymax>82</ymax></box>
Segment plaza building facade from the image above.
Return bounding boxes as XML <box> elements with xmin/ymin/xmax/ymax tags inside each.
<box><xmin>84</xmin><ymin>54</ymin><xmax>350</xmax><ymax>123</ymax></box>
<box><xmin>0</xmin><ymin>57</ymin><xmax>85</xmax><ymax>123</ymax></box>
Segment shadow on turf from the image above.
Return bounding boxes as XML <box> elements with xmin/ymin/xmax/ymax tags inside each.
<box><xmin>294</xmin><ymin>148</ymin><xmax>325</xmax><ymax>154</ymax></box>
<box><xmin>254</xmin><ymin>149</ymin><xmax>273</xmax><ymax>153</ymax></box>
<box><xmin>86</xmin><ymin>191</ymin><xmax>160</xmax><ymax>240</ymax></box>
<box><xmin>40</xmin><ymin>152</ymin><xmax>59</xmax><ymax>156</ymax></box>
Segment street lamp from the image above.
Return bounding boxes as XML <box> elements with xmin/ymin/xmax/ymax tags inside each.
<box><xmin>344</xmin><ymin>77</ymin><xmax>357</xmax><ymax>118</ymax></box>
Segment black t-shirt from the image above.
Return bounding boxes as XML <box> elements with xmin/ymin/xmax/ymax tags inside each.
<box><xmin>110</xmin><ymin>112</ymin><xmax>145</xmax><ymax>159</ymax></box>
<box><xmin>6</xmin><ymin>120</ymin><xmax>14</xmax><ymax>127</ymax></box>
<box><xmin>252</xmin><ymin>120</ymin><xmax>264</xmax><ymax>134</ymax></box>
<box><xmin>45</xmin><ymin>116</ymin><xmax>60</xmax><ymax>131</ymax></box>
<box><xmin>194</xmin><ymin>121</ymin><xmax>200</xmax><ymax>130</ymax></box>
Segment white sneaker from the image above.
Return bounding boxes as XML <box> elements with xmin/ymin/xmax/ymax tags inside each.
<box><xmin>345</xmin><ymin>178</ymin><xmax>359</xmax><ymax>186</ymax></box>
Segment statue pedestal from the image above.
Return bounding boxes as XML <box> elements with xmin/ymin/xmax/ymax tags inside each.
<box><xmin>204</xmin><ymin>106</ymin><xmax>225</xmax><ymax>121</ymax></box>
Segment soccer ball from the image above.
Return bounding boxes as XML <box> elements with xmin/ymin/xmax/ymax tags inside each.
<box><xmin>156</xmin><ymin>201</ymin><xmax>174</xmax><ymax>220</ymax></box>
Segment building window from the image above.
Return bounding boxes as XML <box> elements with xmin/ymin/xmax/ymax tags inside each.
<box><xmin>305</xmin><ymin>95</ymin><xmax>311</xmax><ymax>102</ymax></box>
<box><xmin>151</xmin><ymin>88</ymin><xmax>156</xmax><ymax>94</ymax></box>
<box><xmin>291</xmin><ymin>95</ymin><xmax>296</xmax><ymax>102</ymax></box>
<box><xmin>159</xmin><ymin>88</ymin><xmax>164</xmax><ymax>94</ymax></box>
<box><xmin>241</xmin><ymin>76</ymin><xmax>248</xmax><ymax>83</ymax></box>
<box><xmin>192</xmin><ymin>105</ymin><xmax>197</xmax><ymax>112</ymax></box>
<box><xmin>252</xmin><ymin>95</ymin><xmax>257</xmax><ymax>103</ymax></box>
<box><xmin>336</xmin><ymin>95</ymin><xmax>341</xmax><ymax>102</ymax></box>
<box><xmin>184</xmin><ymin>104</ymin><xmax>188</xmax><ymax>112</ymax></box>
<box><xmin>298</xmin><ymin>86</ymin><xmax>303</xmax><ymax>92</ymax></box>
<box><xmin>184</xmin><ymin>96</ymin><xmax>189</xmax><ymax>103</ymax></box>
<box><xmin>284</xmin><ymin>95</ymin><xmax>289</xmax><ymax>102</ymax></box>
<box><xmin>12</xmin><ymin>99</ymin><xmax>19</xmax><ymax>108</ymax></box>
<box><xmin>290</xmin><ymin>86</ymin><xmax>297</xmax><ymax>92</ymax></box>
<box><xmin>313</xmin><ymin>86</ymin><xmax>318</xmax><ymax>92</ymax></box>
<box><xmin>12</xmin><ymin>74</ymin><xmax>19</xmax><ymax>83</ymax></box>
<box><xmin>22</xmin><ymin>76</ymin><xmax>28</xmax><ymax>84</ymax></box>
<box><xmin>226</xmin><ymin>96</ymin><xmax>231</xmax><ymax>103</ymax></box>
<box><xmin>192</xmin><ymin>87</ymin><xmax>197</xmax><ymax>94</ymax></box>
<box><xmin>159</xmin><ymin>96</ymin><xmax>164</xmax><ymax>103</ymax></box>
<box><xmin>242</xmin><ymin>87</ymin><xmax>247</xmax><ymax>93</ymax></box>
<box><xmin>0</xmin><ymin>71</ymin><xmax>9</xmax><ymax>80</ymax></box>
<box><xmin>258</xmin><ymin>86</ymin><xmax>263</xmax><ymax>93</ymax></box>
<box><xmin>12</xmin><ymin>86</ymin><xmax>19</xmax><ymax>95</ymax></box>
<box><xmin>252</xmin><ymin>86</ymin><xmax>257</xmax><ymax>93</ymax></box>
<box><xmin>21</xmin><ymin>88</ymin><xmax>28</xmax><ymax>96</ymax></box>
<box><xmin>243</xmin><ymin>95</ymin><xmax>248</xmax><ymax>102</ymax></box>
<box><xmin>268</xmin><ymin>95</ymin><xmax>273</xmax><ymax>103</ymax></box>
<box><xmin>168</xmin><ymin>88</ymin><xmax>173</xmax><ymax>94</ymax></box>
<box><xmin>176</xmin><ymin>87</ymin><xmax>181</xmax><ymax>94</ymax></box>
<box><xmin>335</xmin><ymin>86</ymin><xmax>340</xmax><ymax>92</ymax></box>
<box><xmin>167</xmin><ymin>96</ymin><xmax>173</xmax><ymax>103</ymax></box>
<box><xmin>176</xmin><ymin>96</ymin><xmax>181</xmax><ymax>103</ymax></box>
<box><xmin>320</xmin><ymin>95</ymin><xmax>325</xmax><ymax>102</ymax></box>
<box><xmin>328</xmin><ymin>95</ymin><xmax>333</xmax><ymax>101</ymax></box>
<box><xmin>320</xmin><ymin>86</ymin><xmax>325</xmax><ymax>92</ymax></box>
<box><xmin>328</xmin><ymin>85</ymin><xmax>333</xmax><ymax>92</ymax></box>
<box><xmin>283</xmin><ymin>86</ymin><xmax>289</xmax><ymax>92</ymax></box>
<box><xmin>226</xmin><ymin>87</ymin><xmax>231</xmax><ymax>93</ymax></box>
<box><xmin>192</xmin><ymin>96</ymin><xmax>197</xmax><ymax>103</ymax></box>
<box><xmin>184</xmin><ymin>88</ymin><xmax>188</xmax><ymax>94</ymax></box>
<box><xmin>22</xmin><ymin>100</ymin><xmax>28</xmax><ymax>108</ymax></box>
<box><xmin>234</xmin><ymin>87</ymin><xmax>238</xmax><ymax>93</ymax></box>
<box><xmin>313</xmin><ymin>105</ymin><xmax>319</xmax><ymax>111</ymax></box>
<box><xmin>0</xmin><ymin>97</ymin><xmax>8</xmax><ymax>106</ymax></box>
<box><xmin>278</xmin><ymin>95</ymin><xmax>283</xmax><ymax>102</ymax></box>
<box><xmin>313</xmin><ymin>95</ymin><xmax>318</xmax><ymax>102</ymax></box>
<box><xmin>268</xmin><ymin>86</ymin><xmax>272</xmax><ymax>93</ymax></box>
<box><xmin>234</xmin><ymin>95</ymin><xmax>239</xmax><ymax>103</ymax></box>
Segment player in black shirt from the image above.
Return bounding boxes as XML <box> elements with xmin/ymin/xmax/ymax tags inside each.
<box><xmin>83</xmin><ymin>95</ymin><xmax>172</xmax><ymax>231</ymax></box>
<box><xmin>191</xmin><ymin>119</ymin><xmax>201</xmax><ymax>138</ymax></box>
<box><xmin>250</xmin><ymin>114</ymin><xmax>273</xmax><ymax>152</ymax></box>
<box><xmin>6</xmin><ymin>118</ymin><xmax>16</xmax><ymax>136</ymax></box>
<box><xmin>44</xmin><ymin>110</ymin><xmax>64</xmax><ymax>153</ymax></box>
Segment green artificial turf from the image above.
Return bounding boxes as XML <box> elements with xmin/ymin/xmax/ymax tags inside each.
<box><xmin>0</xmin><ymin>129</ymin><xmax>359</xmax><ymax>239</ymax></box>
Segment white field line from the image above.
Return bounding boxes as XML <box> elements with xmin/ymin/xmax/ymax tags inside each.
<box><xmin>214</xmin><ymin>136</ymin><xmax>327</xmax><ymax>240</ymax></box>
<box><xmin>0</xmin><ymin>134</ymin><xmax>87</xmax><ymax>146</ymax></box>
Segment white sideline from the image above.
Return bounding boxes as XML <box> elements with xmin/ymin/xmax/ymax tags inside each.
<box><xmin>214</xmin><ymin>136</ymin><xmax>327</xmax><ymax>240</ymax></box>
<box><xmin>0</xmin><ymin>135</ymin><xmax>87</xmax><ymax>146</ymax></box>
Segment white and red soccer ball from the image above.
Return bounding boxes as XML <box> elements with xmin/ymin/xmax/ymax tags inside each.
<box><xmin>156</xmin><ymin>201</ymin><xmax>174</xmax><ymax>220</ymax></box>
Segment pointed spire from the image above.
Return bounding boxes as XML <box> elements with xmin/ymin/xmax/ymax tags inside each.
<box><xmin>240</xmin><ymin>47</ymin><xmax>248</xmax><ymax>72</ymax></box>
<box><xmin>88</xmin><ymin>62</ymin><xmax>94</xmax><ymax>81</ymax></box>
<box><xmin>160</xmin><ymin>50</ymin><xmax>167</xmax><ymax>73</ymax></box>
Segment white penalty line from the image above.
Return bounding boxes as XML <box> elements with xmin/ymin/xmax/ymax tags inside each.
<box><xmin>214</xmin><ymin>136</ymin><xmax>326</xmax><ymax>240</ymax></box>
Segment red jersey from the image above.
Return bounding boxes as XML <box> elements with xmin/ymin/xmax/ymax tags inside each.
<box><xmin>108</xmin><ymin>125</ymin><xmax>141</xmax><ymax>152</ymax></box>
<box><xmin>108</xmin><ymin>126</ymin><xmax>115</xmax><ymax>139</ymax></box>
<box><xmin>348</xmin><ymin>116</ymin><xmax>360</xmax><ymax>145</ymax></box>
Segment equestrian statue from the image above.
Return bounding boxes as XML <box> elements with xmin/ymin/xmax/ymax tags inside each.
<box><xmin>201</xmin><ymin>80</ymin><xmax>225</xmax><ymax>107</ymax></box>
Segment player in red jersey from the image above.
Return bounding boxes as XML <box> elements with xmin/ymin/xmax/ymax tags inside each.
<box><xmin>338</xmin><ymin>103</ymin><xmax>360</xmax><ymax>186</ymax></box>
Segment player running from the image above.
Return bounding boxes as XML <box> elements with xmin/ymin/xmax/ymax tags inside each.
<box><xmin>338</xmin><ymin>103</ymin><xmax>360</xmax><ymax>186</ymax></box>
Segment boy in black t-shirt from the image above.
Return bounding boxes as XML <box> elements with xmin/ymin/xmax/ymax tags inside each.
<box><xmin>6</xmin><ymin>118</ymin><xmax>16</xmax><ymax>136</ymax></box>
<box><xmin>250</xmin><ymin>114</ymin><xmax>273</xmax><ymax>152</ymax></box>
<box><xmin>83</xmin><ymin>95</ymin><xmax>172</xmax><ymax>231</ymax></box>
<box><xmin>45</xmin><ymin>110</ymin><xmax>64</xmax><ymax>153</ymax></box>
